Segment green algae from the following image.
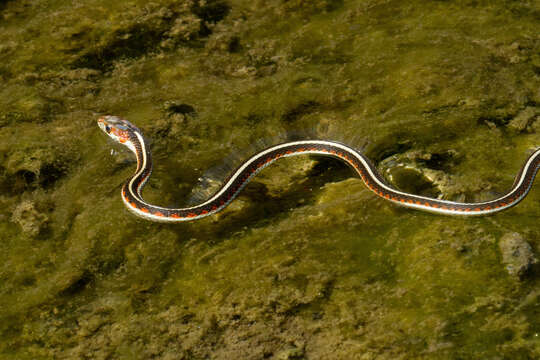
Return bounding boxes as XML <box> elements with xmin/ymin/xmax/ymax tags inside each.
<box><xmin>1</xmin><ymin>0</ymin><xmax>539</xmax><ymax>358</ymax></box>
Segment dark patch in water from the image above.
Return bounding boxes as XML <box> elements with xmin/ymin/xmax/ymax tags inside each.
<box><xmin>165</xmin><ymin>102</ymin><xmax>196</xmax><ymax>116</ymax></box>
<box><xmin>60</xmin><ymin>272</ymin><xmax>93</xmax><ymax>297</ymax></box>
<box><xmin>281</xmin><ymin>101</ymin><xmax>320</xmax><ymax>123</ymax></box>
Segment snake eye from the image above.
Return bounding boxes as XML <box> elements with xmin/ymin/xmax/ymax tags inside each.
<box><xmin>105</xmin><ymin>125</ymin><xmax>111</xmax><ymax>133</ymax></box>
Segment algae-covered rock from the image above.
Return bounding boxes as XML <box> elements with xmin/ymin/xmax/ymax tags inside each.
<box><xmin>11</xmin><ymin>200</ymin><xmax>48</xmax><ymax>236</ymax></box>
<box><xmin>378</xmin><ymin>149</ymin><xmax>456</xmax><ymax>199</ymax></box>
<box><xmin>507</xmin><ymin>106</ymin><xmax>539</xmax><ymax>133</ymax></box>
<box><xmin>276</xmin><ymin>345</ymin><xmax>305</xmax><ymax>360</ymax></box>
<box><xmin>498</xmin><ymin>232</ymin><xmax>538</xmax><ymax>279</ymax></box>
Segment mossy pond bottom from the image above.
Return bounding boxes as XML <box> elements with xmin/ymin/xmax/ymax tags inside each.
<box><xmin>1</xmin><ymin>0</ymin><xmax>539</xmax><ymax>358</ymax></box>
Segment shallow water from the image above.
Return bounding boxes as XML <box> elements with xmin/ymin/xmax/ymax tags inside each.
<box><xmin>1</xmin><ymin>0</ymin><xmax>539</xmax><ymax>358</ymax></box>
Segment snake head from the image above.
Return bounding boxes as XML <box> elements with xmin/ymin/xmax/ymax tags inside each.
<box><xmin>98</xmin><ymin>115</ymin><xmax>141</xmax><ymax>145</ymax></box>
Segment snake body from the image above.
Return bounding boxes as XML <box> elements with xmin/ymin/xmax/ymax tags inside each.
<box><xmin>98</xmin><ymin>116</ymin><xmax>540</xmax><ymax>222</ymax></box>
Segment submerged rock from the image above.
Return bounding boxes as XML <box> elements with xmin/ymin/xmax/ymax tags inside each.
<box><xmin>11</xmin><ymin>200</ymin><xmax>48</xmax><ymax>236</ymax></box>
<box><xmin>276</xmin><ymin>345</ymin><xmax>305</xmax><ymax>360</ymax></box>
<box><xmin>378</xmin><ymin>149</ymin><xmax>458</xmax><ymax>199</ymax></box>
<box><xmin>498</xmin><ymin>232</ymin><xmax>538</xmax><ymax>279</ymax></box>
<box><xmin>507</xmin><ymin>106</ymin><xmax>538</xmax><ymax>133</ymax></box>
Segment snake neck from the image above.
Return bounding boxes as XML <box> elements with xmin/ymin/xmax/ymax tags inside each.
<box><xmin>127</xmin><ymin>130</ymin><xmax>153</xmax><ymax>198</ymax></box>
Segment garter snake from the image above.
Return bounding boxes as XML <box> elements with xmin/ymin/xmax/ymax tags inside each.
<box><xmin>98</xmin><ymin>115</ymin><xmax>540</xmax><ymax>222</ymax></box>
